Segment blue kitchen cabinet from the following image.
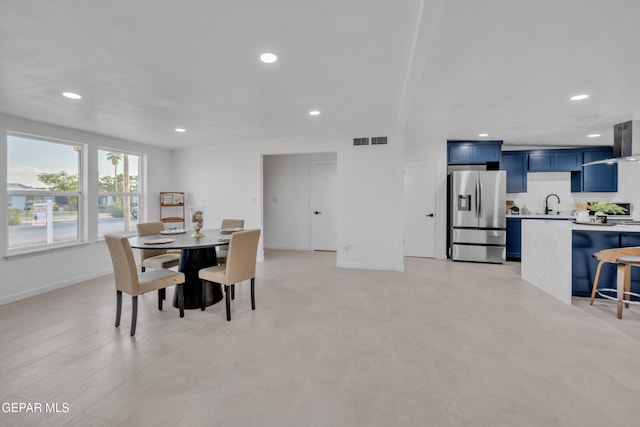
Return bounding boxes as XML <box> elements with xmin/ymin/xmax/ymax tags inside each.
<box><xmin>528</xmin><ymin>149</ymin><xmax>583</xmax><ymax>172</ymax></box>
<box><xmin>528</xmin><ymin>151</ymin><xmax>554</xmax><ymax>171</ymax></box>
<box><xmin>447</xmin><ymin>141</ymin><xmax>502</xmax><ymax>165</ymax></box>
<box><xmin>475</xmin><ymin>144</ymin><xmax>502</xmax><ymax>163</ymax></box>
<box><xmin>572</xmin><ymin>231</ymin><xmax>620</xmax><ymax>297</ymax></box>
<box><xmin>554</xmin><ymin>150</ymin><xmax>583</xmax><ymax>171</ymax></box>
<box><xmin>502</xmin><ymin>152</ymin><xmax>527</xmax><ymax>193</ymax></box>
<box><xmin>506</xmin><ymin>218</ymin><xmax>522</xmax><ymax>259</ymax></box>
<box><xmin>581</xmin><ymin>148</ymin><xmax>617</xmax><ymax>192</ymax></box>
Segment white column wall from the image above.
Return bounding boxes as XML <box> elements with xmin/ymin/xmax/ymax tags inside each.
<box><xmin>172</xmin><ymin>131</ymin><xmax>404</xmax><ymax>271</ymax></box>
<box><xmin>0</xmin><ymin>113</ymin><xmax>174</xmax><ymax>305</ymax></box>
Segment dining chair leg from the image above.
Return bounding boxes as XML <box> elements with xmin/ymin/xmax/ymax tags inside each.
<box><xmin>177</xmin><ymin>284</ymin><xmax>185</xmax><ymax>318</ymax></box>
<box><xmin>158</xmin><ymin>289</ymin><xmax>163</xmax><ymax>311</ymax></box>
<box><xmin>225</xmin><ymin>285</ymin><xmax>231</xmax><ymax>321</ymax></box>
<box><xmin>231</xmin><ymin>284</ymin><xmax>235</xmax><ymax>300</ymax></box>
<box><xmin>115</xmin><ymin>291</ymin><xmax>122</xmax><ymax>327</ymax></box>
<box><xmin>130</xmin><ymin>296</ymin><xmax>138</xmax><ymax>336</ymax></box>
<box><xmin>161</xmin><ymin>288</ymin><xmax>166</xmax><ymax>301</ymax></box>
<box><xmin>251</xmin><ymin>278</ymin><xmax>255</xmax><ymax>310</ymax></box>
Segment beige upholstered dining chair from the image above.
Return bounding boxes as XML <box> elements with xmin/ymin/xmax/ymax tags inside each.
<box><xmin>137</xmin><ymin>221</ymin><xmax>181</xmax><ymax>303</ymax></box>
<box><xmin>199</xmin><ymin>229</ymin><xmax>260</xmax><ymax>321</ymax></box>
<box><xmin>217</xmin><ymin>219</ymin><xmax>245</xmax><ymax>264</ymax></box>
<box><xmin>137</xmin><ymin>221</ymin><xmax>181</xmax><ymax>272</ymax></box>
<box><xmin>105</xmin><ymin>234</ymin><xmax>186</xmax><ymax>336</ymax></box>
<box><xmin>221</xmin><ymin>219</ymin><xmax>245</xmax><ymax>229</ymax></box>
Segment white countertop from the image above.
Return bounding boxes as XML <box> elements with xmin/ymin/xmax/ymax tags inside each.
<box><xmin>507</xmin><ymin>214</ymin><xmax>574</xmax><ymax>219</ymax></box>
<box><xmin>571</xmin><ymin>223</ymin><xmax>640</xmax><ymax>232</ymax></box>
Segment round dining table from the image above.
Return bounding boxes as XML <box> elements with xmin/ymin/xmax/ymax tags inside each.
<box><xmin>128</xmin><ymin>228</ymin><xmax>230</xmax><ymax>309</ymax></box>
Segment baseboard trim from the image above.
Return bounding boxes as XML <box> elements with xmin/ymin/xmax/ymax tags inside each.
<box><xmin>0</xmin><ymin>269</ymin><xmax>112</xmax><ymax>306</ymax></box>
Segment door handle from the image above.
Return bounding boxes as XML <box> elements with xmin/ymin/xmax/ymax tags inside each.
<box><xmin>426</xmin><ymin>213</ymin><xmax>434</xmax><ymax>217</ymax></box>
<box><xmin>314</xmin><ymin>211</ymin><xmax>322</xmax><ymax>215</ymax></box>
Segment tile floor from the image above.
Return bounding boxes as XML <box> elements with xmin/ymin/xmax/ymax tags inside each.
<box><xmin>2</xmin><ymin>250</ymin><xmax>640</xmax><ymax>426</ymax></box>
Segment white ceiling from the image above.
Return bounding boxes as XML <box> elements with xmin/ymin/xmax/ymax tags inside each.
<box><xmin>1</xmin><ymin>0</ymin><xmax>639</xmax><ymax>149</ymax></box>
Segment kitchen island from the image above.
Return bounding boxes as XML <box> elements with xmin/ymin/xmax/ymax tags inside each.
<box><xmin>521</xmin><ymin>220</ymin><xmax>640</xmax><ymax>304</ymax></box>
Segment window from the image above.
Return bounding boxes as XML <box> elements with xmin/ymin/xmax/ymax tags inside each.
<box><xmin>7</xmin><ymin>133</ymin><xmax>84</xmax><ymax>253</ymax></box>
<box><xmin>98</xmin><ymin>150</ymin><xmax>142</xmax><ymax>236</ymax></box>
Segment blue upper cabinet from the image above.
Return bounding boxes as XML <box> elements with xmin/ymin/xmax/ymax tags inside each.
<box><xmin>502</xmin><ymin>151</ymin><xmax>527</xmax><ymax>193</ymax></box>
<box><xmin>581</xmin><ymin>148</ymin><xmax>617</xmax><ymax>192</ymax></box>
<box><xmin>447</xmin><ymin>140</ymin><xmax>502</xmax><ymax>165</ymax></box>
<box><xmin>555</xmin><ymin>150</ymin><xmax>583</xmax><ymax>171</ymax></box>
<box><xmin>528</xmin><ymin>149</ymin><xmax>582</xmax><ymax>172</ymax></box>
<box><xmin>528</xmin><ymin>151</ymin><xmax>554</xmax><ymax>171</ymax></box>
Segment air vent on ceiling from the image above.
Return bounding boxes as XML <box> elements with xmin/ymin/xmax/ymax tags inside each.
<box><xmin>371</xmin><ymin>136</ymin><xmax>387</xmax><ymax>145</ymax></box>
<box><xmin>353</xmin><ymin>137</ymin><xmax>369</xmax><ymax>146</ymax></box>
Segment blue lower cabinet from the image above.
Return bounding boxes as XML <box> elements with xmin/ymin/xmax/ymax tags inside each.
<box><xmin>506</xmin><ymin>218</ymin><xmax>522</xmax><ymax>260</ymax></box>
<box><xmin>572</xmin><ymin>231</ymin><xmax>619</xmax><ymax>297</ymax></box>
<box><xmin>571</xmin><ymin>231</ymin><xmax>640</xmax><ymax>298</ymax></box>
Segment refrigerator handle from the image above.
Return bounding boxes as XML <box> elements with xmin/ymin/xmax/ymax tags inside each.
<box><xmin>477</xmin><ymin>180</ymin><xmax>482</xmax><ymax>218</ymax></box>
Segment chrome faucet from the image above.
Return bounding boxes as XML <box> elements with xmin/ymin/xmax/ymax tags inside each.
<box><xmin>544</xmin><ymin>193</ymin><xmax>560</xmax><ymax>215</ymax></box>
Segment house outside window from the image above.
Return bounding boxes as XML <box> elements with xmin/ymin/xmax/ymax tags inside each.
<box><xmin>98</xmin><ymin>149</ymin><xmax>142</xmax><ymax>236</ymax></box>
<box><xmin>6</xmin><ymin>133</ymin><xmax>84</xmax><ymax>253</ymax></box>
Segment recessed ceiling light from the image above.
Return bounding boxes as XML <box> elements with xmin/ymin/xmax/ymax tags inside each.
<box><xmin>570</xmin><ymin>94</ymin><xmax>589</xmax><ymax>101</ymax></box>
<box><xmin>587</xmin><ymin>134</ymin><xmax>600</xmax><ymax>138</ymax></box>
<box><xmin>260</xmin><ymin>53</ymin><xmax>277</xmax><ymax>63</ymax></box>
<box><xmin>309</xmin><ymin>110</ymin><xmax>320</xmax><ymax>116</ymax></box>
<box><xmin>62</xmin><ymin>92</ymin><xmax>82</xmax><ymax>100</ymax></box>
<box><xmin>175</xmin><ymin>128</ymin><xmax>186</xmax><ymax>133</ymax></box>
<box><xmin>478</xmin><ymin>133</ymin><xmax>489</xmax><ymax>137</ymax></box>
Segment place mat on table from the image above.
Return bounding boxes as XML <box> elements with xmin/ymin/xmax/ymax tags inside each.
<box><xmin>220</xmin><ymin>228</ymin><xmax>244</xmax><ymax>235</ymax></box>
<box><xmin>160</xmin><ymin>229</ymin><xmax>187</xmax><ymax>235</ymax></box>
<box><xmin>144</xmin><ymin>238</ymin><xmax>176</xmax><ymax>244</ymax></box>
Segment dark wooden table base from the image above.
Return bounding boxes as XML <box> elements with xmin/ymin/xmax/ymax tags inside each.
<box><xmin>172</xmin><ymin>247</ymin><xmax>223</xmax><ymax>309</ymax></box>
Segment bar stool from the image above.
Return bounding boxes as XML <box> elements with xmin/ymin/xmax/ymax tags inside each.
<box><xmin>615</xmin><ymin>254</ymin><xmax>640</xmax><ymax>319</ymax></box>
<box><xmin>589</xmin><ymin>247</ymin><xmax>640</xmax><ymax>309</ymax></box>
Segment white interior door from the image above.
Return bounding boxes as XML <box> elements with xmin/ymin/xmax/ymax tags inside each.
<box><xmin>404</xmin><ymin>159</ymin><xmax>436</xmax><ymax>257</ymax></box>
<box><xmin>311</xmin><ymin>161</ymin><xmax>337</xmax><ymax>251</ymax></box>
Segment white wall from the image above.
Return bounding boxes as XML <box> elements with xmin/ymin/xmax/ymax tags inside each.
<box><xmin>0</xmin><ymin>113</ymin><xmax>174</xmax><ymax>305</ymax></box>
<box><xmin>172</xmin><ymin>131</ymin><xmax>404</xmax><ymax>271</ymax></box>
<box><xmin>263</xmin><ymin>153</ymin><xmax>337</xmax><ymax>250</ymax></box>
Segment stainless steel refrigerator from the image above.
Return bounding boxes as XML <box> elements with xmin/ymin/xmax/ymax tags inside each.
<box><xmin>449</xmin><ymin>170</ymin><xmax>506</xmax><ymax>263</ymax></box>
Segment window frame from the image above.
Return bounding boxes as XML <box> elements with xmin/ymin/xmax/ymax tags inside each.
<box><xmin>6</xmin><ymin>132</ymin><xmax>86</xmax><ymax>256</ymax></box>
<box><xmin>97</xmin><ymin>148</ymin><xmax>144</xmax><ymax>238</ymax></box>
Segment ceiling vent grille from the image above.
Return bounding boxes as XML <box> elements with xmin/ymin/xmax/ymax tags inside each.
<box><xmin>371</xmin><ymin>136</ymin><xmax>388</xmax><ymax>145</ymax></box>
<box><xmin>353</xmin><ymin>137</ymin><xmax>369</xmax><ymax>146</ymax></box>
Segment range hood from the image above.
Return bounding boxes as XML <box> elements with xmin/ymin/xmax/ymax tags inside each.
<box><xmin>583</xmin><ymin>120</ymin><xmax>640</xmax><ymax>166</ymax></box>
